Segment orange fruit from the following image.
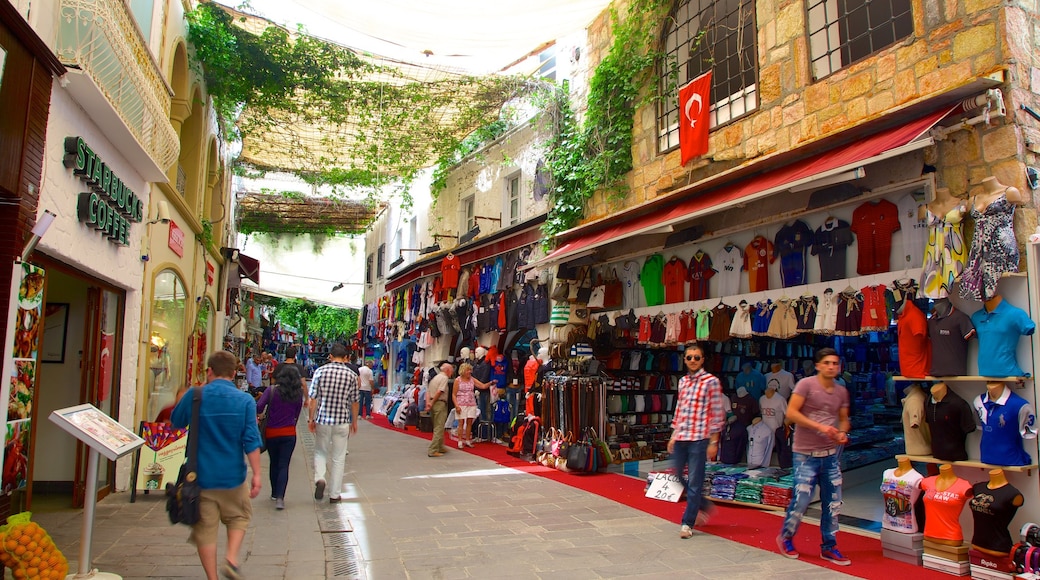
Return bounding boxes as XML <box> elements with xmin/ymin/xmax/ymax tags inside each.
<box><xmin>5</xmin><ymin>538</ymin><xmax>17</xmax><ymax>551</ymax></box>
<box><xmin>17</xmin><ymin>534</ymin><xmax>30</xmax><ymax>545</ymax></box>
<box><xmin>14</xmin><ymin>545</ymin><xmax>26</xmax><ymax>556</ymax></box>
<box><xmin>25</xmin><ymin>567</ymin><xmax>38</xmax><ymax>577</ymax></box>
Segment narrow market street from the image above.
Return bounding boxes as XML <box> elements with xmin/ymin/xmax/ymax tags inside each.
<box><xmin>34</xmin><ymin>416</ymin><xmax>861</xmax><ymax>580</ymax></box>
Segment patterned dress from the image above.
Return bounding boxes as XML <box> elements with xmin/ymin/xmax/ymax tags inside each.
<box><xmin>959</xmin><ymin>194</ymin><xmax>1018</xmax><ymax>301</ymax></box>
<box><xmin>920</xmin><ymin>205</ymin><xmax>967</xmax><ymax>299</ymax></box>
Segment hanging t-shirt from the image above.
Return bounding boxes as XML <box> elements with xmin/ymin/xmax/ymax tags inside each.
<box><xmin>714</xmin><ymin>244</ymin><xmax>743</xmax><ymax>296</ymax></box>
<box><xmin>925</xmin><ymin>389</ymin><xmax>976</xmax><ymax>461</ymax></box>
<box><xmin>774</xmin><ymin>220</ymin><xmax>813</xmax><ymax>288</ymax></box>
<box><xmin>897</xmin><ymin>300</ymin><xmax>931</xmax><ymax>379</ymax></box>
<box><xmin>971</xmin><ymin>299</ymin><xmax>1036</xmax><ymax>377</ymax></box>
<box><xmin>731</xmin><ymin>391</ymin><xmax>760</xmax><ymax>426</ymax></box>
<box><xmin>640</xmin><ymin>254</ymin><xmax>666</xmax><ymax>307</ymax></box>
<box><xmin>746</xmin><ymin>421</ymin><xmax>775</xmax><ymax>468</ymax></box>
<box><xmin>758</xmin><ymin>393</ymin><xmax>788</xmax><ymax>431</ymax></box>
<box><xmin>743</xmin><ymin>236</ymin><xmax>775</xmax><ymax>293</ymax></box>
<box><xmin>441</xmin><ymin>254</ymin><xmax>461</xmax><ymax>289</ymax></box>
<box><xmin>812</xmin><ymin>218</ymin><xmax>855</xmax><ymax>282</ymax></box>
<box><xmin>969</xmin><ymin>481</ymin><xmax>1023</xmax><ymax>554</ymax></box>
<box><xmin>620</xmin><ymin>260</ymin><xmax>642</xmax><ymax>309</ymax></box>
<box><xmin>719</xmin><ymin>421</ymin><xmax>748</xmax><ymax>465</ymax></box>
<box><xmin>688</xmin><ymin>251</ymin><xmax>715</xmax><ymax>300</ymax></box>
<box><xmin>973</xmin><ymin>386</ymin><xmax>1037</xmax><ymax>466</ymax></box>
<box><xmin>920</xmin><ymin>476</ymin><xmax>974</xmax><ymax>542</ymax></box>
<box><xmin>662</xmin><ymin>257</ymin><xmax>688</xmax><ymax>304</ymax></box>
<box><xmin>929</xmin><ymin>302</ymin><xmax>976</xmax><ymax>376</ymax></box>
<box><xmin>897</xmin><ymin>192</ymin><xmax>929</xmax><ymax>270</ymax></box>
<box><xmin>881</xmin><ymin>467</ymin><xmax>924</xmax><ymax>533</ymax></box>
<box><xmin>765</xmin><ymin>369</ymin><xmax>796</xmax><ymax>399</ymax></box>
<box><xmin>850</xmin><ymin>199</ymin><xmax>901</xmax><ymax>275</ymax></box>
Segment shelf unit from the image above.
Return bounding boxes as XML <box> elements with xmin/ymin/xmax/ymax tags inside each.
<box><xmin>896</xmin><ymin>454</ymin><xmax>1038</xmax><ymax>476</ymax></box>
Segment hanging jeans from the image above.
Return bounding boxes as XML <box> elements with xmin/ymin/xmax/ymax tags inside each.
<box><xmin>780</xmin><ymin>451</ymin><xmax>843</xmax><ymax>550</ymax></box>
<box><xmin>672</xmin><ymin>438</ymin><xmax>711</xmax><ymax>528</ymax></box>
<box><xmin>314</xmin><ymin>423</ymin><xmax>350</xmax><ymax>500</ymax></box>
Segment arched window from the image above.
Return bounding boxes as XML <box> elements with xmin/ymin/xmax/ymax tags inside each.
<box><xmin>657</xmin><ymin>0</ymin><xmax>759</xmax><ymax>153</ymax></box>
<box><xmin>147</xmin><ymin>270</ymin><xmax>187</xmax><ymax>420</ymax></box>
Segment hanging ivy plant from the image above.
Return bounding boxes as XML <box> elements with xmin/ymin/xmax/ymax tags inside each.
<box><xmin>541</xmin><ymin>0</ymin><xmax>673</xmax><ymax>243</ymax></box>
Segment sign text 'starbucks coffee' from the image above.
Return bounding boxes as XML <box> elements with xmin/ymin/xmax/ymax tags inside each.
<box><xmin>63</xmin><ymin>136</ymin><xmax>144</xmax><ymax>246</ymax></box>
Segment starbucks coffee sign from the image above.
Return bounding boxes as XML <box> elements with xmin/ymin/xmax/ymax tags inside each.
<box><xmin>63</xmin><ymin>136</ymin><xmax>144</xmax><ymax>246</ymax></box>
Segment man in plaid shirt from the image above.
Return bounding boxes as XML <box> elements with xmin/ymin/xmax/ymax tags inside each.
<box><xmin>307</xmin><ymin>343</ymin><xmax>359</xmax><ymax>503</ymax></box>
<box><xmin>668</xmin><ymin>343</ymin><xmax>725</xmax><ymax>539</ymax></box>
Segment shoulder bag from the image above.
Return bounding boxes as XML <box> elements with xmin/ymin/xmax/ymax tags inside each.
<box><xmin>166</xmin><ymin>388</ymin><xmax>202</xmax><ymax>525</ymax></box>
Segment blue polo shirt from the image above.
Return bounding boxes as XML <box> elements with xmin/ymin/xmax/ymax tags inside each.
<box><xmin>172</xmin><ymin>379</ymin><xmax>262</xmax><ymax>490</ymax></box>
<box><xmin>973</xmin><ymin>387</ymin><xmax>1037</xmax><ymax>466</ymax></box>
<box><xmin>971</xmin><ymin>300</ymin><xmax>1035</xmax><ymax>377</ymax></box>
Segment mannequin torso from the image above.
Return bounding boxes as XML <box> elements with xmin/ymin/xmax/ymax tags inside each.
<box><xmin>977</xmin><ymin>177</ymin><xmax>1025</xmax><ymax>210</ymax></box>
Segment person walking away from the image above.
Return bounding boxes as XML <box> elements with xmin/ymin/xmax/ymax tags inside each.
<box><xmin>245</xmin><ymin>353</ymin><xmax>263</xmax><ymax>393</ymax></box>
<box><xmin>426</xmin><ymin>363</ymin><xmax>454</xmax><ymax>457</ymax></box>
<box><xmin>776</xmin><ymin>347</ymin><xmax>852</xmax><ymax>565</ymax></box>
<box><xmin>358</xmin><ymin>360</ymin><xmax>375</xmax><ymax>419</ymax></box>
<box><xmin>307</xmin><ymin>343</ymin><xmax>359</xmax><ymax>503</ymax></box>
<box><xmin>668</xmin><ymin>343</ymin><xmax>725</xmax><ymax>539</ymax></box>
<box><xmin>256</xmin><ymin>363</ymin><xmax>304</xmax><ymax>510</ymax></box>
<box><xmin>453</xmin><ymin>363</ymin><xmax>496</xmax><ymax>449</ymax></box>
<box><xmin>171</xmin><ymin>351</ymin><xmax>262</xmax><ymax>580</ymax></box>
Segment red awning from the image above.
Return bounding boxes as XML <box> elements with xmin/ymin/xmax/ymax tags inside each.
<box><xmin>539</xmin><ymin>107</ymin><xmax>951</xmax><ymax>266</ymax></box>
<box><xmin>238</xmin><ymin>253</ymin><xmax>260</xmax><ymax>285</ymax></box>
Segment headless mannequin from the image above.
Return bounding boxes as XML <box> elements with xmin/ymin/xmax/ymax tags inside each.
<box><xmin>970</xmin><ymin>469</ymin><xmax>1025</xmax><ymax>556</ymax></box>
<box><xmin>983</xmin><ymin>294</ymin><xmax>1002</xmax><ymax>314</ymax></box>
<box><xmin>930</xmin><ymin>382</ymin><xmax>949</xmax><ymax>403</ymax></box>
<box><xmin>928</xmin><ymin>464</ymin><xmax>966</xmax><ymax>546</ymax></box>
<box><xmin>977</xmin><ymin>176</ymin><xmax>1026</xmax><ymax>209</ymax></box>
<box><xmin>923</xmin><ymin>188</ymin><xmax>964</xmax><ymax>219</ymax></box>
<box><xmin>893</xmin><ymin>456</ymin><xmax>914</xmax><ymax>477</ymax></box>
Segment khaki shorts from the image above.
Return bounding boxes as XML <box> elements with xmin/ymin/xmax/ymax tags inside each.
<box><xmin>190</xmin><ymin>482</ymin><xmax>252</xmax><ymax>546</ymax></box>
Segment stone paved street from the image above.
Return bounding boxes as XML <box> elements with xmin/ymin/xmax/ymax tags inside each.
<box><xmin>34</xmin><ymin>418</ymin><xmax>855</xmax><ymax>579</ymax></box>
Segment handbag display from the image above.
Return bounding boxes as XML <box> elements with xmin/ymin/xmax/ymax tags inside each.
<box><xmin>603</xmin><ymin>269</ymin><xmax>623</xmax><ymax>309</ymax></box>
<box><xmin>166</xmin><ymin>388</ymin><xmax>202</xmax><ymax>526</ymax></box>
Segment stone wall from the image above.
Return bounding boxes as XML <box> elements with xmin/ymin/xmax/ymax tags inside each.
<box><xmin>580</xmin><ymin>0</ymin><xmax>1039</xmax><ymax>229</ymax></box>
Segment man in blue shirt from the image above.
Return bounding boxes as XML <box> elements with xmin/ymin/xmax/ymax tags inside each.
<box><xmin>172</xmin><ymin>351</ymin><xmax>262</xmax><ymax>580</ymax></box>
<box><xmin>244</xmin><ymin>352</ymin><xmax>263</xmax><ymax>391</ymax></box>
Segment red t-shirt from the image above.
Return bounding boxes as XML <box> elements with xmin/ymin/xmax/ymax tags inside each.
<box><xmin>897</xmin><ymin>300</ymin><xmax>931</xmax><ymax>378</ymax></box>
<box><xmin>688</xmin><ymin>251</ymin><xmax>716</xmax><ymax>301</ymax></box>
<box><xmin>743</xmin><ymin>236</ymin><xmax>775</xmax><ymax>293</ymax></box>
<box><xmin>921</xmin><ymin>476</ymin><xmax>973</xmax><ymax>542</ymax></box>
<box><xmin>441</xmin><ymin>254</ymin><xmax>461</xmax><ymax>289</ymax></box>
<box><xmin>850</xmin><ymin>200</ymin><xmax>900</xmax><ymax>275</ymax></box>
<box><xmin>662</xmin><ymin>258</ymin><xmax>689</xmax><ymax>304</ymax></box>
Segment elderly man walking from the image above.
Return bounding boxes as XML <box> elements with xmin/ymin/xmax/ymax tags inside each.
<box><xmin>307</xmin><ymin>343</ymin><xmax>360</xmax><ymax>503</ymax></box>
<box><xmin>426</xmin><ymin>362</ymin><xmax>454</xmax><ymax>457</ymax></box>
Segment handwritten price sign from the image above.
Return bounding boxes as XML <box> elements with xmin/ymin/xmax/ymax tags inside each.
<box><xmin>645</xmin><ymin>472</ymin><xmax>685</xmax><ymax>502</ymax></box>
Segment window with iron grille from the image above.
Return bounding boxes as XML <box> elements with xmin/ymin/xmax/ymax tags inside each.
<box><xmin>657</xmin><ymin>0</ymin><xmax>758</xmax><ymax>153</ymax></box>
<box><xmin>807</xmin><ymin>0</ymin><xmax>913</xmax><ymax>81</ymax></box>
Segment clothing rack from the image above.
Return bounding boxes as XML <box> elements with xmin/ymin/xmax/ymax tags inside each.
<box><xmin>541</xmin><ymin>373</ymin><xmax>606</xmax><ymax>438</ymax></box>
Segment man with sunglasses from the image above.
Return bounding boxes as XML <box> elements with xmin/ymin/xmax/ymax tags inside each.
<box><xmin>776</xmin><ymin>347</ymin><xmax>851</xmax><ymax>566</ymax></box>
<box><xmin>667</xmin><ymin>344</ymin><xmax>726</xmax><ymax>539</ymax></box>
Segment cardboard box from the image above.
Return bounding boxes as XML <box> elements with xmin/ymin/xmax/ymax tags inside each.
<box><xmin>882</xmin><ymin>529</ymin><xmax>924</xmax><ymax>550</ymax></box>
<box><xmin>969</xmin><ymin>550</ymin><xmax>1016</xmax><ymax>574</ymax></box>
<box><xmin>970</xmin><ymin>567</ymin><xmax>1014</xmax><ymax>580</ymax></box>
<box><xmin>885</xmin><ymin>542</ymin><xmax>924</xmax><ymax>558</ymax></box>
<box><xmin>924</xmin><ymin>540</ymin><xmax>970</xmax><ymax>561</ymax></box>
<box><xmin>884</xmin><ymin>548</ymin><xmax>923</xmax><ymax>566</ymax></box>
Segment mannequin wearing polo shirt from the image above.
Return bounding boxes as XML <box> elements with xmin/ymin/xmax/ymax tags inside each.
<box><xmin>901</xmin><ymin>384</ymin><xmax>931</xmax><ymax>455</ymax></box>
<box><xmin>969</xmin><ymin>469</ymin><xmax>1023</xmax><ymax>557</ymax></box>
<box><xmin>971</xmin><ymin>294</ymin><xmax>1035</xmax><ymax>377</ymax></box>
<box><xmin>896</xmin><ymin>299</ymin><xmax>930</xmax><ymax>379</ymax></box>
<box><xmin>924</xmin><ymin>382</ymin><xmax>976</xmax><ymax>461</ymax></box>
<box><xmin>972</xmin><ymin>381</ymin><xmax>1037</xmax><ymax>466</ymax></box>
<box><xmin>921</xmin><ymin>464</ymin><xmax>973</xmax><ymax>546</ymax></box>
<box><xmin>928</xmin><ymin>299</ymin><xmax>975</xmax><ymax>376</ymax></box>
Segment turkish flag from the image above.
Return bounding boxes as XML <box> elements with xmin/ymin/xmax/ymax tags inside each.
<box><xmin>678</xmin><ymin>71</ymin><xmax>713</xmax><ymax>165</ymax></box>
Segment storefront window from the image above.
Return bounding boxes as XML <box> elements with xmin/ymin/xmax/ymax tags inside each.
<box><xmin>147</xmin><ymin>270</ymin><xmax>186</xmax><ymax>421</ymax></box>
<box><xmin>186</xmin><ymin>298</ymin><xmax>213</xmax><ymax>387</ymax></box>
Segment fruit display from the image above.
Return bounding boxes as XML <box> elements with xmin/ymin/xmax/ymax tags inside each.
<box><xmin>0</xmin><ymin>512</ymin><xmax>68</xmax><ymax>578</ymax></box>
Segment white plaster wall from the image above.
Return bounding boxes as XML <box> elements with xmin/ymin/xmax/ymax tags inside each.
<box><xmin>37</xmin><ymin>86</ymin><xmax>148</xmax><ymax>490</ymax></box>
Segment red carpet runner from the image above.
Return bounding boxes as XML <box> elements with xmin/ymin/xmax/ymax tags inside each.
<box><xmin>370</xmin><ymin>416</ymin><xmax>949</xmax><ymax>579</ymax></box>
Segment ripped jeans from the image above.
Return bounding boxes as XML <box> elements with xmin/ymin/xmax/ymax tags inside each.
<box><xmin>780</xmin><ymin>451</ymin><xmax>842</xmax><ymax>550</ymax></box>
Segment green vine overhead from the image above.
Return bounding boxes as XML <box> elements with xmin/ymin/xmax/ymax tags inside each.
<box><xmin>541</xmin><ymin>0</ymin><xmax>672</xmax><ymax>243</ymax></box>
<box><xmin>260</xmin><ymin>296</ymin><xmax>359</xmax><ymax>340</ymax></box>
<box><xmin>187</xmin><ymin>2</ymin><xmax>541</xmax><ymax>190</ymax></box>
<box><xmin>430</xmin><ymin>118</ymin><xmax>515</xmax><ymax>200</ymax></box>
<box><xmin>236</xmin><ymin>191</ymin><xmax>382</xmax><ymax>236</ymax></box>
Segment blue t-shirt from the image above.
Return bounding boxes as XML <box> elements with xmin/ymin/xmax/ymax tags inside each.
<box><xmin>172</xmin><ymin>379</ymin><xmax>262</xmax><ymax>490</ymax></box>
<box><xmin>971</xmin><ymin>300</ymin><xmax>1035</xmax><ymax>376</ymax></box>
<box><xmin>736</xmin><ymin>369</ymin><xmax>767</xmax><ymax>400</ymax></box>
<box><xmin>974</xmin><ymin>388</ymin><xmax>1036</xmax><ymax>466</ymax></box>
<box><xmin>493</xmin><ymin>400</ymin><xmax>511</xmax><ymax>423</ymax></box>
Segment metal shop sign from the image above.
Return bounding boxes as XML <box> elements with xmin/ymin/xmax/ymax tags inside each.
<box><xmin>63</xmin><ymin>136</ymin><xmax>144</xmax><ymax>246</ymax></box>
